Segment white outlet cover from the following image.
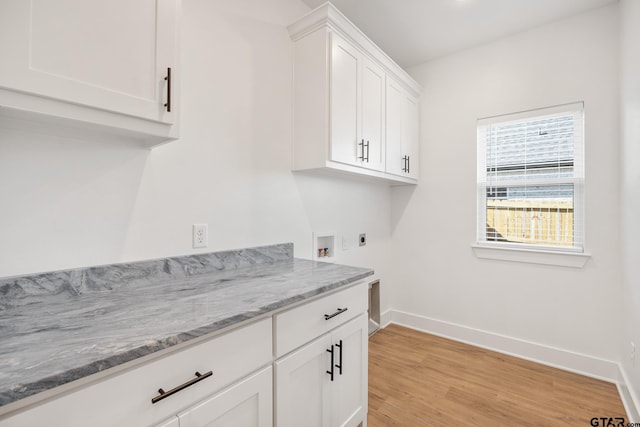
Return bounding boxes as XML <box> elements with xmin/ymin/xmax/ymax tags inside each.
<box><xmin>193</xmin><ymin>224</ymin><xmax>208</xmax><ymax>249</ymax></box>
<box><xmin>342</xmin><ymin>236</ymin><xmax>350</xmax><ymax>251</ymax></box>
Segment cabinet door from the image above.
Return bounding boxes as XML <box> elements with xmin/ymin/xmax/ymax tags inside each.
<box><xmin>331</xmin><ymin>314</ymin><xmax>368</xmax><ymax>427</ymax></box>
<box><xmin>330</xmin><ymin>33</ymin><xmax>361</xmax><ymax>167</ymax></box>
<box><xmin>0</xmin><ymin>0</ymin><xmax>177</xmax><ymax>124</ymax></box>
<box><xmin>361</xmin><ymin>59</ymin><xmax>386</xmax><ymax>172</ymax></box>
<box><xmin>276</xmin><ymin>334</ymin><xmax>332</xmax><ymax>427</ymax></box>
<box><xmin>385</xmin><ymin>78</ymin><xmax>404</xmax><ymax>176</ymax></box>
<box><xmin>179</xmin><ymin>367</ymin><xmax>272</xmax><ymax>427</ymax></box>
<box><xmin>402</xmin><ymin>93</ymin><xmax>420</xmax><ymax>180</ymax></box>
<box><xmin>386</xmin><ymin>77</ymin><xmax>419</xmax><ymax>179</ymax></box>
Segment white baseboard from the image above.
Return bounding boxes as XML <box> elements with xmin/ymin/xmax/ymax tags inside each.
<box><xmin>376</xmin><ymin>309</ymin><xmax>640</xmax><ymax>421</ymax></box>
<box><xmin>618</xmin><ymin>366</ymin><xmax>640</xmax><ymax>422</ymax></box>
<box><xmin>380</xmin><ymin>309</ymin><xmax>393</xmax><ymax>329</ymax></box>
<box><xmin>384</xmin><ymin>309</ymin><xmax>619</xmax><ymax>383</ymax></box>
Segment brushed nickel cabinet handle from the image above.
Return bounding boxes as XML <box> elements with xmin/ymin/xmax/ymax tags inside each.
<box><xmin>358</xmin><ymin>139</ymin><xmax>365</xmax><ymax>160</ymax></box>
<box><xmin>151</xmin><ymin>370</ymin><xmax>212</xmax><ymax>404</ymax></box>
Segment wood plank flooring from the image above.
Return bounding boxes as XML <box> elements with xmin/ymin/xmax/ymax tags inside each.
<box><xmin>368</xmin><ymin>324</ymin><xmax>626</xmax><ymax>426</ymax></box>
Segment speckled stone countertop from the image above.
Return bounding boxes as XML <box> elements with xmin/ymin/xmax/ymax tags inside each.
<box><xmin>0</xmin><ymin>243</ymin><xmax>373</xmax><ymax>408</ymax></box>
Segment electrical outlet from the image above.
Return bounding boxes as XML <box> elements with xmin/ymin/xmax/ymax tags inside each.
<box><xmin>359</xmin><ymin>233</ymin><xmax>366</xmax><ymax>247</ymax></box>
<box><xmin>193</xmin><ymin>224</ymin><xmax>208</xmax><ymax>248</ymax></box>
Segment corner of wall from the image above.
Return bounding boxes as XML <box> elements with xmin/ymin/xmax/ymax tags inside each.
<box><xmin>618</xmin><ymin>365</ymin><xmax>640</xmax><ymax>422</ymax></box>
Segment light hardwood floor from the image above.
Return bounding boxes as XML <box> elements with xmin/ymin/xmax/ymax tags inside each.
<box><xmin>368</xmin><ymin>324</ymin><xmax>626</xmax><ymax>426</ymax></box>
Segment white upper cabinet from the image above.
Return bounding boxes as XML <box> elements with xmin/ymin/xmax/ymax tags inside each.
<box><xmin>402</xmin><ymin>90</ymin><xmax>420</xmax><ymax>180</ymax></box>
<box><xmin>330</xmin><ymin>34</ymin><xmax>360</xmax><ymax>168</ymax></box>
<box><xmin>361</xmin><ymin>57</ymin><xmax>386</xmax><ymax>172</ymax></box>
<box><xmin>0</xmin><ymin>0</ymin><xmax>180</xmax><ymax>146</ymax></box>
<box><xmin>288</xmin><ymin>2</ymin><xmax>420</xmax><ymax>185</ymax></box>
<box><xmin>330</xmin><ymin>34</ymin><xmax>386</xmax><ymax>172</ymax></box>
<box><xmin>386</xmin><ymin>76</ymin><xmax>419</xmax><ymax>179</ymax></box>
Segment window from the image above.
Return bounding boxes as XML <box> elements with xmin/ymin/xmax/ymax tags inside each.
<box><xmin>477</xmin><ymin>103</ymin><xmax>584</xmax><ymax>253</ymax></box>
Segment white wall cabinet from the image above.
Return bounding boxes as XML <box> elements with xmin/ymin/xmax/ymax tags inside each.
<box><xmin>288</xmin><ymin>3</ymin><xmax>420</xmax><ymax>185</ymax></box>
<box><xmin>330</xmin><ymin>34</ymin><xmax>360</xmax><ymax>169</ymax></box>
<box><xmin>386</xmin><ymin>77</ymin><xmax>420</xmax><ymax>180</ymax></box>
<box><xmin>330</xmin><ymin>34</ymin><xmax>385</xmax><ymax>172</ymax></box>
<box><xmin>360</xmin><ymin>58</ymin><xmax>386</xmax><ymax>173</ymax></box>
<box><xmin>0</xmin><ymin>0</ymin><xmax>180</xmax><ymax>146</ymax></box>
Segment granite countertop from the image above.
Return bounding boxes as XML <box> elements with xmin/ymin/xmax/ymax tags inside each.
<box><xmin>0</xmin><ymin>243</ymin><xmax>373</xmax><ymax>408</ymax></box>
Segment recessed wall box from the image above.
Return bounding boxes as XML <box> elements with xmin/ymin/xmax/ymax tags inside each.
<box><xmin>312</xmin><ymin>232</ymin><xmax>336</xmax><ymax>262</ymax></box>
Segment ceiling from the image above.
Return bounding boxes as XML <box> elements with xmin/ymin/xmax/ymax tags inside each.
<box><xmin>300</xmin><ymin>0</ymin><xmax>618</xmax><ymax>68</ymax></box>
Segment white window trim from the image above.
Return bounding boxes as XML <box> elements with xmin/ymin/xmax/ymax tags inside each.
<box><xmin>471</xmin><ymin>244</ymin><xmax>591</xmax><ymax>268</ymax></box>
<box><xmin>475</xmin><ymin>102</ymin><xmax>587</xmax><ymax>266</ymax></box>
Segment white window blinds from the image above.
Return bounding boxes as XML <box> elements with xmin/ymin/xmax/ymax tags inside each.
<box><xmin>477</xmin><ymin>102</ymin><xmax>584</xmax><ymax>251</ymax></box>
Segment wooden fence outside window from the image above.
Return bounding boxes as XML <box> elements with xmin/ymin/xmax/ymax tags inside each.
<box><xmin>486</xmin><ymin>199</ymin><xmax>573</xmax><ymax>246</ymax></box>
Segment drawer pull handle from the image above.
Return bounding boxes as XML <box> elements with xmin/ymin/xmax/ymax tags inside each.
<box><xmin>152</xmin><ymin>370</ymin><xmax>213</xmax><ymax>404</ymax></box>
<box><xmin>326</xmin><ymin>345</ymin><xmax>335</xmax><ymax>381</ymax></box>
<box><xmin>324</xmin><ymin>307</ymin><xmax>348</xmax><ymax>320</ymax></box>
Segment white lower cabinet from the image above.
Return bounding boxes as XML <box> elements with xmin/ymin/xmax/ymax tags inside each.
<box><xmin>157</xmin><ymin>417</ymin><xmax>181</xmax><ymax>427</ymax></box>
<box><xmin>0</xmin><ymin>318</ymin><xmax>272</xmax><ymax>427</ymax></box>
<box><xmin>276</xmin><ymin>314</ymin><xmax>368</xmax><ymax>427</ymax></box>
<box><xmin>276</xmin><ymin>333</ymin><xmax>332</xmax><ymax>427</ymax></box>
<box><xmin>176</xmin><ymin>366</ymin><xmax>272</xmax><ymax>427</ymax></box>
<box><xmin>0</xmin><ymin>282</ymin><xmax>369</xmax><ymax>427</ymax></box>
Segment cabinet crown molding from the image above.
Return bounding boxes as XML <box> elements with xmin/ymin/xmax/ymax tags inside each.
<box><xmin>288</xmin><ymin>1</ymin><xmax>421</xmax><ymax>98</ymax></box>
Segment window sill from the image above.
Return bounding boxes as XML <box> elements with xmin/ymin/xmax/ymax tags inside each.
<box><xmin>471</xmin><ymin>244</ymin><xmax>591</xmax><ymax>268</ymax></box>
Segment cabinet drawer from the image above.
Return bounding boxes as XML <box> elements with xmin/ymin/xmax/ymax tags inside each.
<box><xmin>275</xmin><ymin>281</ymin><xmax>367</xmax><ymax>357</ymax></box>
<box><xmin>0</xmin><ymin>318</ymin><xmax>272</xmax><ymax>427</ymax></box>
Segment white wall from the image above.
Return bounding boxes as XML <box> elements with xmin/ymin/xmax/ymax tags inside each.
<box><xmin>0</xmin><ymin>0</ymin><xmax>390</xmax><ymax>308</ymax></box>
<box><xmin>390</xmin><ymin>4</ymin><xmax>622</xmax><ymax>364</ymax></box>
<box><xmin>620</xmin><ymin>0</ymin><xmax>640</xmax><ymax>418</ymax></box>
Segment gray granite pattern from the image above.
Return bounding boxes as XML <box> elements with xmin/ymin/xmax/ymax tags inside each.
<box><xmin>0</xmin><ymin>243</ymin><xmax>373</xmax><ymax>407</ymax></box>
<box><xmin>0</xmin><ymin>243</ymin><xmax>293</xmax><ymax>311</ymax></box>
